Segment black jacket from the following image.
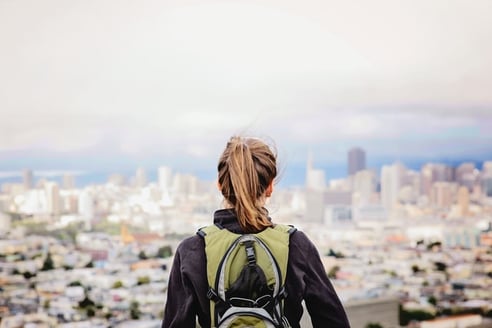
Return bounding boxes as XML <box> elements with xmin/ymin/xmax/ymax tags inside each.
<box><xmin>162</xmin><ymin>209</ymin><xmax>351</xmax><ymax>328</ymax></box>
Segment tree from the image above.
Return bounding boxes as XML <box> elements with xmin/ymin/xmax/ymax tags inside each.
<box><xmin>157</xmin><ymin>245</ymin><xmax>172</xmax><ymax>258</ymax></box>
<box><xmin>484</xmin><ymin>309</ymin><xmax>492</xmax><ymax>318</ymax></box>
<box><xmin>112</xmin><ymin>280</ymin><xmax>123</xmax><ymax>289</ymax></box>
<box><xmin>137</xmin><ymin>276</ymin><xmax>150</xmax><ymax>285</ymax></box>
<box><xmin>138</xmin><ymin>250</ymin><xmax>147</xmax><ymax>260</ymax></box>
<box><xmin>41</xmin><ymin>252</ymin><xmax>54</xmax><ymax>271</ymax></box>
<box><xmin>428</xmin><ymin>296</ymin><xmax>437</xmax><ymax>306</ymax></box>
<box><xmin>68</xmin><ymin>281</ymin><xmax>83</xmax><ymax>287</ymax></box>
<box><xmin>86</xmin><ymin>306</ymin><xmax>95</xmax><ymax>317</ymax></box>
<box><xmin>23</xmin><ymin>271</ymin><xmax>36</xmax><ymax>280</ymax></box>
<box><xmin>78</xmin><ymin>295</ymin><xmax>95</xmax><ymax>309</ymax></box>
<box><xmin>399</xmin><ymin>304</ymin><xmax>436</xmax><ymax>326</ymax></box>
<box><xmin>427</xmin><ymin>241</ymin><xmax>442</xmax><ymax>251</ymax></box>
<box><xmin>327</xmin><ymin>266</ymin><xmax>340</xmax><ymax>279</ymax></box>
<box><xmin>366</xmin><ymin>323</ymin><xmax>383</xmax><ymax>328</ymax></box>
<box><xmin>411</xmin><ymin>264</ymin><xmax>421</xmax><ymax>274</ymax></box>
<box><xmin>327</xmin><ymin>248</ymin><xmax>345</xmax><ymax>258</ymax></box>
<box><xmin>434</xmin><ymin>261</ymin><xmax>447</xmax><ymax>272</ymax></box>
<box><xmin>130</xmin><ymin>301</ymin><xmax>140</xmax><ymax>320</ymax></box>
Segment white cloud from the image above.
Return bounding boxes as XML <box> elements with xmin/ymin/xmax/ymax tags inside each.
<box><xmin>0</xmin><ymin>0</ymin><xmax>491</xmax><ymax>160</ymax></box>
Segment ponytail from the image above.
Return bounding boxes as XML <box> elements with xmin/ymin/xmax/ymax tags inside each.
<box><xmin>218</xmin><ymin>136</ymin><xmax>277</xmax><ymax>233</ymax></box>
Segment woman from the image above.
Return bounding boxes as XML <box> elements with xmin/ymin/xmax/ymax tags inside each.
<box><xmin>162</xmin><ymin>136</ymin><xmax>350</xmax><ymax>327</ymax></box>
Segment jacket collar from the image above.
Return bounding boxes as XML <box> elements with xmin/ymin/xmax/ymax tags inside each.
<box><xmin>213</xmin><ymin>209</ymin><xmax>243</xmax><ymax>233</ymax></box>
<box><xmin>213</xmin><ymin>208</ymin><xmax>272</xmax><ymax>234</ymax></box>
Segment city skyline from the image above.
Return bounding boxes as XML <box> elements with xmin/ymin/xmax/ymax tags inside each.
<box><xmin>1</xmin><ymin>0</ymin><xmax>492</xmax><ymax>176</ymax></box>
<box><xmin>1</xmin><ymin>147</ymin><xmax>491</xmax><ymax>190</ymax></box>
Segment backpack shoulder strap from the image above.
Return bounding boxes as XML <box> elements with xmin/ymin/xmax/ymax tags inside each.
<box><xmin>255</xmin><ymin>224</ymin><xmax>295</xmax><ymax>287</ymax></box>
<box><xmin>197</xmin><ymin>224</ymin><xmax>242</xmax><ymax>327</ymax></box>
<box><xmin>197</xmin><ymin>224</ymin><xmax>240</xmax><ymax>287</ymax></box>
<box><xmin>272</xmin><ymin>223</ymin><xmax>297</xmax><ymax>235</ymax></box>
<box><xmin>197</xmin><ymin>223</ymin><xmax>222</xmax><ymax>238</ymax></box>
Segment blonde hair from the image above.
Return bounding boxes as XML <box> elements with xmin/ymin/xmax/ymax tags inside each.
<box><xmin>218</xmin><ymin>136</ymin><xmax>277</xmax><ymax>233</ymax></box>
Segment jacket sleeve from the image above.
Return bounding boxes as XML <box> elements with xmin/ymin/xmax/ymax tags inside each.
<box><xmin>301</xmin><ymin>234</ymin><xmax>351</xmax><ymax>328</ymax></box>
<box><xmin>162</xmin><ymin>243</ymin><xmax>198</xmax><ymax>328</ymax></box>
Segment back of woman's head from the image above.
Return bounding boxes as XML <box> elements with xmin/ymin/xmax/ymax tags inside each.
<box><xmin>218</xmin><ymin>136</ymin><xmax>277</xmax><ymax>233</ymax></box>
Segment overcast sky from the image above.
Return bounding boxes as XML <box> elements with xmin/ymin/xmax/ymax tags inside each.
<box><xmin>1</xmin><ymin>0</ymin><xmax>492</xmax><ymax>176</ymax></box>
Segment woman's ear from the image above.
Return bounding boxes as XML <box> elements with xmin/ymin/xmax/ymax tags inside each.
<box><xmin>265</xmin><ymin>181</ymin><xmax>273</xmax><ymax>197</ymax></box>
<box><xmin>217</xmin><ymin>180</ymin><xmax>221</xmax><ymax>191</ymax></box>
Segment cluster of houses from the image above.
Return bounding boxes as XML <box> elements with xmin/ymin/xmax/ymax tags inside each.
<box><xmin>0</xmin><ymin>230</ymin><xmax>173</xmax><ymax>328</ymax></box>
<box><xmin>324</xmin><ymin>237</ymin><xmax>492</xmax><ymax>327</ymax></box>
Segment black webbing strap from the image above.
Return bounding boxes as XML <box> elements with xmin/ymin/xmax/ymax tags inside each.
<box><xmin>243</xmin><ymin>240</ymin><xmax>256</xmax><ymax>266</ymax></box>
<box><xmin>207</xmin><ymin>288</ymin><xmax>224</xmax><ymax>304</ymax></box>
<box><xmin>277</xmin><ymin>286</ymin><xmax>288</xmax><ymax>300</ymax></box>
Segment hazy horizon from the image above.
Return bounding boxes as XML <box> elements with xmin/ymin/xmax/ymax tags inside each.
<box><xmin>1</xmin><ymin>0</ymin><xmax>492</xmax><ymax>177</ymax></box>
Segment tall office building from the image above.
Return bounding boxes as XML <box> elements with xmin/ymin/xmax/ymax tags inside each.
<box><xmin>420</xmin><ymin>163</ymin><xmax>453</xmax><ymax>196</ymax></box>
<box><xmin>456</xmin><ymin>162</ymin><xmax>476</xmax><ymax>190</ymax></box>
<box><xmin>457</xmin><ymin>186</ymin><xmax>470</xmax><ymax>217</ymax></box>
<box><xmin>305</xmin><ymin>152</ymin><xmax>325</xmax><ymax>191</ymax></box>
<box><xmin>158</xmin><ymin>166</ymin><xmax>173</xmax><ymax>191</ymax></box>
<box><xmin>483</xmin><ymin>176</ymin><xmax>492</xmax><ymax>197</ymax></box>
<box><xmin>45</xmin><ymin>182</ymin><xmax>61</xmax><ymax>216</ymax></box>
<box><xmin>380</xmin><ymin>162</ymin><xmax>405</xmax><ymax>212</ymax></box>
<box><xmin>481</xmin><ymin>161</ymin><xmax>492</xmax><ymax>197</ymax></box>
<box><xmin>23</xmin><ymin>169</ymin><xmax>33</xmax><ymax>190</ymax></box>
<box><xmin>353</xmin><ymin>169</ymin><xmax>376</xmax><ymax>205</ymax></box>
<box><xmin>348</xmin><ymin>147</ymin><xmax>366</xmax><ymax>176</ymax></box>
<box><xmin>483</xmin><ymin>161</ymin><xmax>492</xmax><ymax>176</ymax></box>
<box><xmin>431</xmin><ymin>182</ymin><xmax>456</xmax><ymax>208</ymax></box>
<box><xmin>172</xmin><ymin>173</ymin><xmax>198</xmax><ymax>195</ymax></box>
<box><xmin>305</xmin><ymin>152</ymin><xmax>326</xmax><ymax>222</ymax></box>
<box><xmin>78</xmin><ymin>189</ymin><xmax>94</xmax><ymax>230</ymax></box>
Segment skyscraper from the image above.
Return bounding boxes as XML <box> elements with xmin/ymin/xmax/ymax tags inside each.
<box><xmin>457</xmin><ymin>186</ymin><xmax>470</xmax><ymax>217</ymax></box>
<box><xmin>348</xmin><ymin>147</ymin><xmax>366</xmax><ymax>176</ymax></box>
<box><xmin>158</xmin><ymin>166</ymin><xmax>173</xmax><ymax>191</ymax></box>
<box><xmin>353</xmin><ymin>169</ymin><xmax>376</xmax><ymax>205</ymax></box>
<box><xmin>420</xmin><ymin>163</ymin><xmax>453</xmax><ymax>196</ymax></box>
<box><xmin>305</xmin><ymin>151</ymin><xmax>325</xmax><ymax>191</ymax></box>
<box><xmin>45</xmin><ymin>182</ymin><xmax>61</xmax><ymax>216</ymax></box>
<box><xmin>23</xmin><ymin>169</ymin><xmax>33</xmax><ymax>190</ymax></box>
<box><xmin>483</xmin><ymin>161</ymin><xmax>492</xmax><ymax>176</ymax></box>
<box><xmin>456</xmin><ymin>162</ymin><xmax>476</xmax><ymax>190</ymax></box>
<box><xmin>380</xmin><ymin>162</ymin><xmax>405</xmax><ymax>212</ymax></box>
<box><xmin>305</xmin><ymin>152</ymin><xmax>326</xmax><ymax>222</ymax></box>
<box><xmin>78</xmin><ymin>189</ymin><xmax>94</xmax><ymax>230</ymax></box>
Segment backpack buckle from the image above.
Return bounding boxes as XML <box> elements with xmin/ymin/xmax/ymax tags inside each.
<box><xmin>243</xmin><ymin>240</ymin><xmax>256</xmax><ymax>266</ymax></box>
<box><xmin>278</xmin><ymin>286</ymin><xmax>288</xmax><ymax>299</ymax></box>
<box><xmin>207</xmin><ymin>288</ymin><xmax>221</xmax><ymax>303</ymax></box>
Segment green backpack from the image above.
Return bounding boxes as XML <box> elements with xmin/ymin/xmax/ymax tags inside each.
<box><xmin>197</xmin><ymin>223</ymin><xmax>296</xmax><ymax>328</ymax></box>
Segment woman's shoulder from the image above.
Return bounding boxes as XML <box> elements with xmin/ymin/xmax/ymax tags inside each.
<box><xmin>287</xmin><ymin>228</ymin><xmax>318</xmax><ymax>254</ymax></box>
<box><xmin>175</xmin><ymin>233</ymin><xmax>205</xmax><ymax>255</ymax></box>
